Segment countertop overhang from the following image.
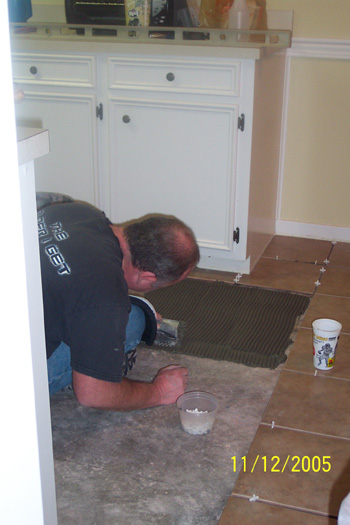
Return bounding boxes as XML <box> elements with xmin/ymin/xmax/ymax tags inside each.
<box><xmin>10</xmin><ymin>18</ymin><xmax>292</xmax><ymax>60</ymax></box>
<box><xmin>17</xmin><ymin>127</ymin><xmax>50</xmax><ymax>166</ymax></box>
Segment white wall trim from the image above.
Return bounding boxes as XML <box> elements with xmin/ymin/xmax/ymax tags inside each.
<box><xmin>276</xmin><ymin>220</ymin><xmax>350</xmax><ymax>243</ymax></box>
<box><xmin>288</xmin><ymin>38</ymin><xmax>350</xmax><ymax>60</ymax></box>
<box><xmin>275</xmin><ymin>40</ymin><xmax>292</xmax><ymax>223</ymax></box>
<box><xmin>276</xmin><ymin>37</ymin><xmax>350</xmax><ymax>233</ymax></box>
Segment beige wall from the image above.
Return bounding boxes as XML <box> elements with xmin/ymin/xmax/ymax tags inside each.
<box><xmin>268</xmin><ymin>0</ymin><xmax>350</xmax><ymax>231</ymax></box>
<box><xmin>268</xmin><ymin>0</ymin><xmax>350</xmax><ymax>39</ymax></box>
<box><xmin>282</xmin><ymin>58</ymin><xmax>350</xmax><ymax>228</ymax></box>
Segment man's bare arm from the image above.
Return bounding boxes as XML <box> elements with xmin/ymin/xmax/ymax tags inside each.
<box><xmin>72</xmin><ymin>364</ymin><xmax>188</xmax><ymax>411</ymax></box>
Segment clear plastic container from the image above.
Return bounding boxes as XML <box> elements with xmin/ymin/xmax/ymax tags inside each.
<box><xmin>228</xmin><ymin>0</ymin><xmax>250</xmax><ymax>30</ymax></box>
<box><xmin>177</xmin><ymin>391</ymin><xmax>218</xmax><ymax>435</ymax></box>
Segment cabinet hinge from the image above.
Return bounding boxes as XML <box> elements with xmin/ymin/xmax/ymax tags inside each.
<box><xmin>96</xmin><ymin>103</ymin><xmax>103</xmax><ymax>120</ymax></box>
<box><xmin>238</xmin><ymin>114</ymin><xmax>245</xmax><ymax>132</ymax></box>
<box><xmin>233</xmin><ymin>227</ymin><xmax>240</xmax><ymax>244</ymax></box>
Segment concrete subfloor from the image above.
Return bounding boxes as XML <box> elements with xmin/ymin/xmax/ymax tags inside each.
<box><xmin>51</xmin><ymin>347</ymin><xmax>283</xmax><ymax>524</ymax></box>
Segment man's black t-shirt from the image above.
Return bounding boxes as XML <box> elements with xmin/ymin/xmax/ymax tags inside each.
<box><xmin>38</xmin><ymin>202</ymin><xmax>130</xmax><ymax>383</ymax></box>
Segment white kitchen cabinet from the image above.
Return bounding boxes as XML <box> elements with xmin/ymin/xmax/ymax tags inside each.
<box><xmin>10</xmin><ymin>28</ymin><xmax>289</xmax><ymax>273</ymax></box>
<box><xmin>105</xmin><ymin>53</ymin><xmax>258</xmax><ymax>272</ymax></box>
<box><xmin>12</xmin><ymin>52</ymin><xmax>99</xmax><ymax>205</ymax></box>
<box><xmin>107</xmin><ymin>55</ymin><xmax>242</xmax><ymax>262</ymax></box>
<box><xmin>109</xmin><ymin>97</ymin><xmax>238</xmax><ymax>253</ymax></box>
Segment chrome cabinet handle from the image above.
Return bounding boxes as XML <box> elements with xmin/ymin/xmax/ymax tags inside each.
<box><xmin>122</xmin><ymin>115</ymin><xmax>130</xmax><ymax>124</ymax></box>
<box><xmin>166</xmin><ymin>72</ymin><xmax>175</xmax><ymax>81</ymax></box>
<box><xmin>30</xmin><ymin>66</ymin><xmax>38</xmax><ymax>75</ymax></box>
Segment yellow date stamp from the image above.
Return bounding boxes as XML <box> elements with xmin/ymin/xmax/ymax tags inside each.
<box><xmin>231</xmin><ymin>455</ymin><xmax>331</xmax><ymax>473</ymax></box>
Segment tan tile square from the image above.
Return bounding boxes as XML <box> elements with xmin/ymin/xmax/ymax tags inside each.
<box><xmin>261</xmin><ymin>370</ymin><xmax>350</xmax><ymax>438</ymax></box>
<box><xmin>318</xmin><ymin>267</ymin><xmax>350</xmax><ymax>298</ymax></box>
<box><xmin>285</xmin><ymin>329</ymin><xmax>350</xmax><ymax>380</ymax></box>
<box><xmin>219</xmin><ymin>496</ymin><xmax>336</xmax><ymax>524</ymax></box>
<box><xmin>232</xmin><ymin>425</ymin><xmax>350</xmax><ymax>516</ymax></box>
<box><xmin>302</xmin><ymin>294</ymin><xmax>350</xmax><ymax>334</ymax></box>
<box><xmin>329</xmin><ymin>242</ymin><xmax>350</xmax><ymax>268</ymax></box>
<box><xmin>263</xmin><ymin>236</ymin><xmax>332</xmax><ymax>264</ymax></box>
<box><xmin>190</xmin><ymin>268</ymin><xmax>236</xmax><ymax>283</ymax></box>
<box><xmin>239</xmin><ymin>259</ymin><xmax>321</xmax><ymax>294</ymax></box>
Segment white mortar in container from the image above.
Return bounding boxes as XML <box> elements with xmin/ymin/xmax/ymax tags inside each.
<box><xmin>177</xmin><ymin>391</ymin><xmax>218</xmax><ymax>435</ymax></box>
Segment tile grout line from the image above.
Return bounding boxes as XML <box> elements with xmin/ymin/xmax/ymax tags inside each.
<box><xmin>307</xmin><ymin>291</ymin><xmax>350</xmax><ymax>298</ymax></box>
<box><xmin>281</xmin><ymin>368</ymin><xmax>350</xmax><ymax>382</ymax></box>
<box><xmin>297</xmin><ymin>326</ymin><xmax>350</xmax><ymax>334</ymax></box>
<box><xmin>327</xmin><ymin>242</ymin><xmax>336</xmax><ymax>262</ymax></box>
<box><xmin>259</xmin><ymin>421</ymin><xmax>350</xmax><ymax>442</ymax></box>
<box><xmin>230</xmin><ymin>493</ymin><xmax>338</xmax><ymax>519</ymax></box>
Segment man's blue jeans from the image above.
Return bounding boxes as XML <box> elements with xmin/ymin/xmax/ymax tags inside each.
<box><xmin>47</xmin><ymin>305</ymin><xmax>146</xmax><ymax>395</ymax></box>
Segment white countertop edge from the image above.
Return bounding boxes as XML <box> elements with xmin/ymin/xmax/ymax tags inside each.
<box><xmin>17</xmin><ymin>127</ymin><xmax>50</xmax><ymax>166</ymax></box>
<box><xmin>10</xmin><ymin>37</ymin><xmax>262</xmax><ymax>59</ymax></box>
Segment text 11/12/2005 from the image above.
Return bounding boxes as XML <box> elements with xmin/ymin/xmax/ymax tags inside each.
<box><xmin>231</xmin><ymin>455</ymin><xmax>331</xmax><ymax>474</ymax></box>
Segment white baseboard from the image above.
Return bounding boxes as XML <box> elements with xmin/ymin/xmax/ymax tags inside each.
<box><xmin>276</xmin><ymin>220</ymin><xmax>350</xmax><ymax>243</ymax></box>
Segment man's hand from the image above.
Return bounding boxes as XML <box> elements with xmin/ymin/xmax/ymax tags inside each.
<box><xmin>152</xmin><ymin>364</ymin><xmax>189</xmax><ymax>405</ymax></box>
<box><xmin>155</xmin><ymin>311</ymin><xmax>163</xmax><ymax>329</ymax></box>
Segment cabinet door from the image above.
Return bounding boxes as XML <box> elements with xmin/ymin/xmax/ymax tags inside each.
<box><xmin>15</xmin><ymin>91</ymin><xmax>99</xmax><ymax>205</ymax></box>
<box><xmin>109</xmin><ymin>98</ymin><xmax>238</xmax><ymax>256</ymax></box>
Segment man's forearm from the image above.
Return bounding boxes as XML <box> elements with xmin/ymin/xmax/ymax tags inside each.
<box><xmin>73</xmin><ymin>371</ymin><xmax>161</xmax><ymax>411</ymax></box>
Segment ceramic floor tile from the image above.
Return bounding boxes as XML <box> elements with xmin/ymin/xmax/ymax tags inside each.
<box><xmin>219</xmin><ymin>496</ymin><xmax>337</xmax><ymax>524</ymax></box>
<box><xmin>285</xmin><ymin>329</ymin><xmax>350</xmax><ymax>380</ymax></box>
<box><xmin>302</xmin><ymin>294</ymin><xmax>350</xmax><ymax>334</ymax></box>
<box><xmin>262</xmin><ymin>236</ymin><xmax>332</xmax><ymax>264</ymax></box>
<box><xmin>232</xmin><ymin>425</ymin><xmax>350</xmax><ymax>516</ymax></box>
<box><xmin>329</xmin><ymin>242</ymin><xmax>350</xmax><ymax>268</ymax></box>
<box><xmin>318</xmin><ymin>267</ymin><xmax>350</xmax><ymax>297</ymax></box>
<box><xmin>261</xmin><ymin>370</ymin><xmax>350</xmax><ymax>438</ymax></box>
<box><xmin>239</xmin><ymin>259</ymin><xmax>321</xmax><ymax>294</ymax></box>
<box><xmin>190</xmin><ymin>268</ymin><xmax>236</xmax><ymax>283</ymax></box>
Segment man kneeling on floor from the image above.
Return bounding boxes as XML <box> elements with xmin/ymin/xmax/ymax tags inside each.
<box><xmin>38</xmin><ymin>194</ymin><xmax>200</xmax><ymax>411</ymax></box>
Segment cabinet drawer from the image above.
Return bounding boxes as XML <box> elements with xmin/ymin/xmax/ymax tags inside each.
<box><xmin>108</xmin><ymin>57</ymin><xmax>240</xmax><ymax>96</ymax></box>
<box><xmin>12</xmin><ymin>53</ymin><xmax>96</xmax><ymax>88</ymax></box>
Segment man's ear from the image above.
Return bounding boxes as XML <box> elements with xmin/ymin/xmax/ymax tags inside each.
<box><xmin>137</xmin><ymin>271</ymin><xmax>157</xmax><ymax>286</ymax></box>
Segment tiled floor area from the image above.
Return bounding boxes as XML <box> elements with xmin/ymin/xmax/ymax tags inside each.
<box><xmin>214</xmin><ymin>236</ymin><xmax>350</xmax><ymax>524</ymax></box>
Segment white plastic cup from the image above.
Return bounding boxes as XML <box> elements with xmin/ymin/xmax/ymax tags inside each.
<box><xmin>177</xmin><ymin>391</ymin><xmax>218</xmax><ymax>435</ymax></box>
<box><xmin>312</xmin><ymin>318</ymin><xmax>342</xmax><ymax>370</ymax></box>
